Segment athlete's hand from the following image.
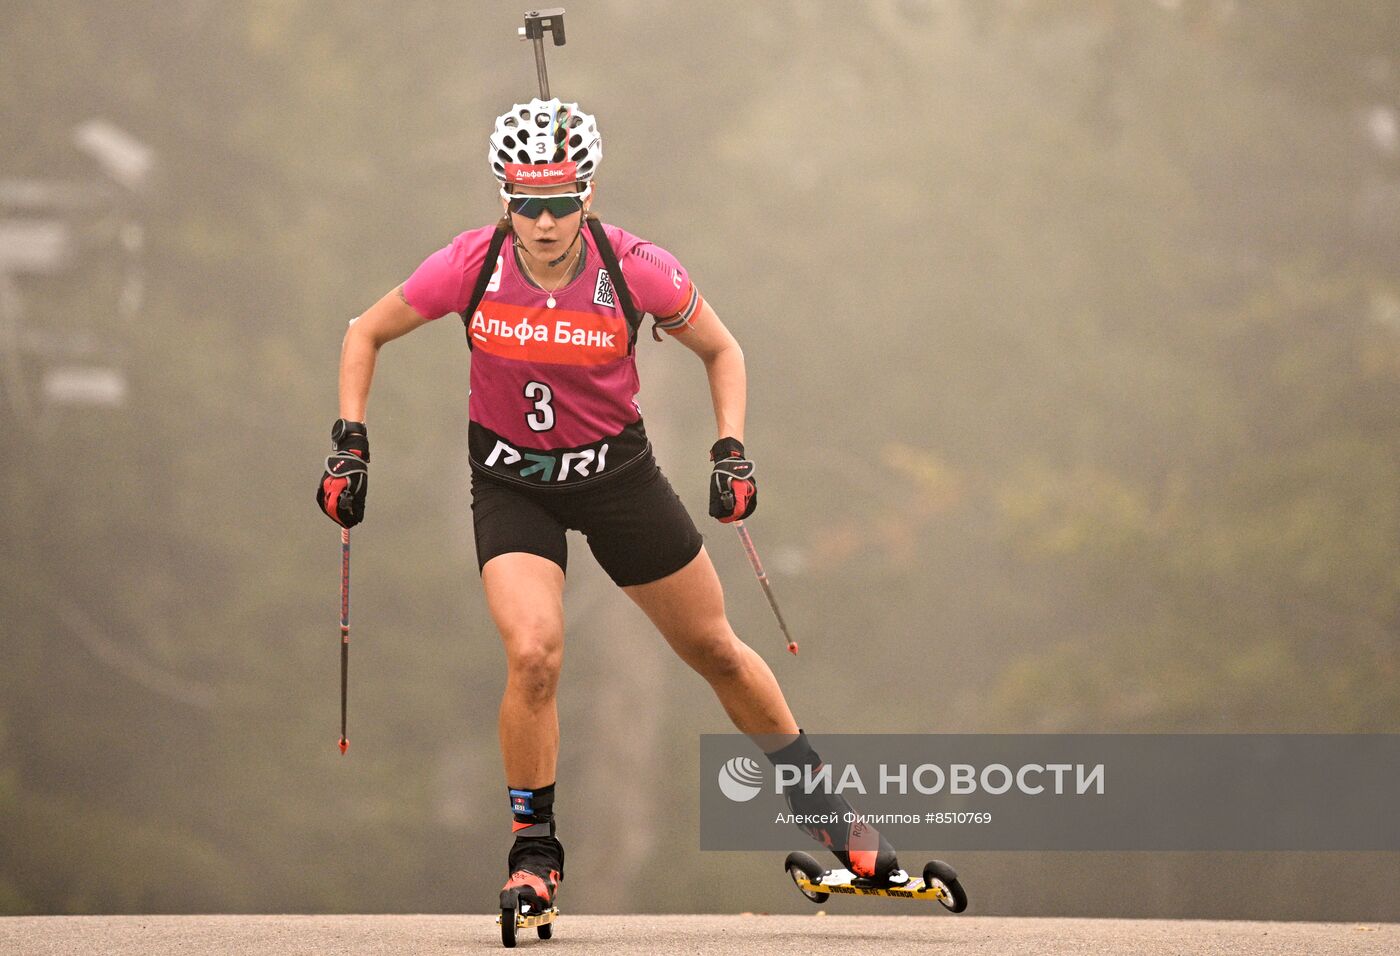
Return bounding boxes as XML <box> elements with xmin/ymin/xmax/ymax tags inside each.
<box><xmin>317</xmin><ymin>419</ymin><xmax>370</xmax><ymax>528</ymax></box>
<box><xmin>709</xmin><ymin>437</ymin><xmax>757</xmax><ymax>523</ymax></box>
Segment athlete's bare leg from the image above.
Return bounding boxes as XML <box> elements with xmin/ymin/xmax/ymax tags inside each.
<box><xmin>483</xmin><ymin>552</ymin><xmax>566</xmax><ymax>788</ymax></box>
<box><xmin>624</xmin><ymin>547</ymin><xmax>799</xmax><ymax>738</ymax></box>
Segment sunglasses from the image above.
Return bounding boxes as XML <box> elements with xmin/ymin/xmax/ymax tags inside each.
<box><xmin>502</xmin><ymin>185</ymin><xmax>592</xmax><ymax>220</ymax></box>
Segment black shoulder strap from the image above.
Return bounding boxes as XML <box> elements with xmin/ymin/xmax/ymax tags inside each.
<box><xmin>585</xmin><ymin>215</ymin><xmax>645</xmax><ymax>354</ymax></box>
<box><xmin>457</xmin><ymin>217</ymin><xmax>512</xmax><ymax>351</ymax></box>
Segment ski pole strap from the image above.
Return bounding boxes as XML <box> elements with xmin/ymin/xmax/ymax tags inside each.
<box><xmin>585</xmin><ymin>214</ymin><xmax>644</xmax><ymax>353</ymax></box>
<box><xmin>457</xmin><ymin>216</ymin><xmax>512</xmax><ymax>351</ymax></box>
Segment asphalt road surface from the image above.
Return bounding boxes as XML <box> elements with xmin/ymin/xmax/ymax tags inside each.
<box><xmin>2</xmin><ymin>914</ymin><xmax>1394</xmax><ymax>955</ymax></box>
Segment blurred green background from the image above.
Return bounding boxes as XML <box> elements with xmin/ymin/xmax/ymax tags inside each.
<box><xmin>2</xmin><ymin>0</ymin><xmax>1397</xmax><ymax>920</ymax></box>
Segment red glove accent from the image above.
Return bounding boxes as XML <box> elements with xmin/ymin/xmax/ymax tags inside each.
<box><xmin>321</xmin><ymin>474</ymin><xmax>349</xmax><ymax>522</ymax></box>
<box><xmin>720</xmin><ymin>479</ymin><xmax>754</xmax><ymax>524</ymax></box>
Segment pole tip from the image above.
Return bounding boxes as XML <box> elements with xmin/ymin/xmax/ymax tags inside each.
<box><xmin>338</xmin><ymin>737</ymin><xmax>348</xmax><ymax>754</ymax></box>
<box><xmin>787</xmin><ymin>642</ymin><xmax>799</xmax><ymax>655</ymax></box>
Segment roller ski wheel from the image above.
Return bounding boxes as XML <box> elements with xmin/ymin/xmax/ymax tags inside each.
<box><xmin>785</xmin><ymin>851</ymin><xmax>830</xmax><ymax>903</ymax></box>
<box><xmin>497</xmin><ymin>886</ymin><xmax>559</xmax><ymax>948</ymax></box>
<box><xmin>782</xmin><ymin>853</ymin><xmax>970</xmax><ymax>913</ymax></box>
<box><xmin>495</xmin><ymin>884</ymin><xmax>554</xmax><ymax>951</ymax></box>
<box><xmin>923</xmin><ymin>859</ymin><xmax>968</xmax><ymax>913</ymax></box>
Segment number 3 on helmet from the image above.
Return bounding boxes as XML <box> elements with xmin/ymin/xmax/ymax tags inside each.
<box><xmin>488</xmin><ymin>97</ymin><xmax>603</xmax><ymax>185</ymax></box>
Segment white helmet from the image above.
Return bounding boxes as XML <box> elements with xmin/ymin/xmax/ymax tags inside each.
<box><xmin>488</xmin><ymin>97</ymin><xmax>602</xmax><ymax>186</ymax></box>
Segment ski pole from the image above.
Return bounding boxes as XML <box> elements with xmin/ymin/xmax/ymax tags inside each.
<box><xmin>518</xmin><ymin>8</ymin><xmax>567</xmax><ymax>99</ymax></box>
<box><xmin>734</xmin><ymin>520</ymin><xmax>798</xmax><ymax>656</ymax></box>
<box><xmin>339</xmin><ymin>527</ymin><xmax>350</xmax><ymax>754</ymax></box>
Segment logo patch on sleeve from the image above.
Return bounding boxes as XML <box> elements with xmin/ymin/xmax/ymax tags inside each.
<box><xmin>593</xmin><ymin>268</ymin><xmax>616</xmax><ymax>308</ymax></box>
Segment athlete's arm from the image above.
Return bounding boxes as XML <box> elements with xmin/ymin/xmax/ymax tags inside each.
<box><xmin>668</xmin><ymin>296</ymin><xmax>746</xmax><ymax>443</ymax></box>
<box><xmin>338</xmin><ymin>285</ymin><xmax>432</xmax><ymax>421</ymax></box>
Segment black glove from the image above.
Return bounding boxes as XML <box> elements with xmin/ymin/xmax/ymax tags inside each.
<box><xmin>709</xmin><ymin>437</ymin><xmax>757</xmax><ymax>523</ymax></box>
<box><xmin>316</xmin><ymin>419</ymin><xmax>369</xmax><ymax>528</ymax></box>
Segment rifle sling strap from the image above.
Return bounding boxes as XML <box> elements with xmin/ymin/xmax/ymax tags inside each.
<box><xmin>458</xmin><ymin>215</ymin><xmax>645</xmax><ymax>354</ymax></box>
<box><xmin>457</xmin><ymin>217</ymin><xmax>511</xmax><ymax>351</ymax></box>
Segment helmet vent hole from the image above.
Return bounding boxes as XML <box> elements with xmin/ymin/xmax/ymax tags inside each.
<box><xmin>569</xmin><ymin>116</ymin><xmax>583</xmax><ymax>129</ymax></box>
<box><xmin>578</xmin><ymin>160</ymin><xmax>594</xmax><ymax>175</ymax></box>
<box><xmin>568</xmin><ymin>134</ymin><xmax>582</xmax><ymax>148</ymax></box>
<box><xmin>518</xmin><ymin>129</ymin><xmax>530</xmax><ymax>143</ymax></box>
<box><xmin>502</xmin><ymin>135</ymin><xmax>516</xmax><ymax>149</ymax></box>
<box><xmin>535</xmin><ymin>113</ymin><xmax>549</xmax><ymax>127</ymax></box>
<box><xmin>516</xmin><ymin>149</ymin><xmax>530</xmax><ymax>163</ymax></box>
<box><xmin>497</xmin><ymin>150</ymin><xmax>511</xmax><ymax>163</ymax></box>
<box><xmin>504</xmin><ymin>116</ymin><xmax>518</xmax><ymax>129</ymax></box>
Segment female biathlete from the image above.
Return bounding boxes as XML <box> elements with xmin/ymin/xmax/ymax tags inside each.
<box><xmin>316</xmin><ymin>98</ymin><xmax>901</xmax><ymax>914</ymax></box>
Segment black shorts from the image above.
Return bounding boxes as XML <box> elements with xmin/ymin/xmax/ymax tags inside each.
<box><xmin>470</xmin><ymin>453</ymin><xmax>705</xmax><ymax>587</ymax></box>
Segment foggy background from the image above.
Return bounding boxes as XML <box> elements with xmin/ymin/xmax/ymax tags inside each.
<box><xmin>3</xmin><ymin>0</ymin><xmax>1398</xmax><ymax>920</ymax></box>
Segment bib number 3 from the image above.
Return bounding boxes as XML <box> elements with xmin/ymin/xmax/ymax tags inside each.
<box><xmin>524</xmin><ymin>381</ymin><xmax>554</xmax><ymax>432</ymax></box>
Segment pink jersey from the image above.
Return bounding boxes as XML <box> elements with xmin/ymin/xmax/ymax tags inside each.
<box><xmin>402</xmin><ymin>222</ymin><xmax>702</xmax><ymax>488</ymax></box>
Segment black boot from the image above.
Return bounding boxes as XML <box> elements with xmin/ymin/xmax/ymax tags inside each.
<box><xmin>763</xmin><ymin>731</ymin><xmax>903</xmax><ymax>886</ymax></box>
<box><xmin>501</xmin><ymin>784</ymin><xmax>564</xmax><ymax>912</ymax></box>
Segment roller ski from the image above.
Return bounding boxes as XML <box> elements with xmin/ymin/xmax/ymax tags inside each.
<box><xmin>779</xmin><ymin>815</ymin><xmax>968</xmax><ymax>912</ymax></box>
<box><xmin>497</xmin><ymin>786</ymin><xmax>563</xmax><ymax>947</ymax></box>
<box><xmin>765</xmin><ymin>731</ymin><xmax>969</xmax><ymax>913</ymax></box>
<box><xmin>783</xmin><ymin>851</ymin><xmax>968</xmax><ymax>912</ymax></box>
